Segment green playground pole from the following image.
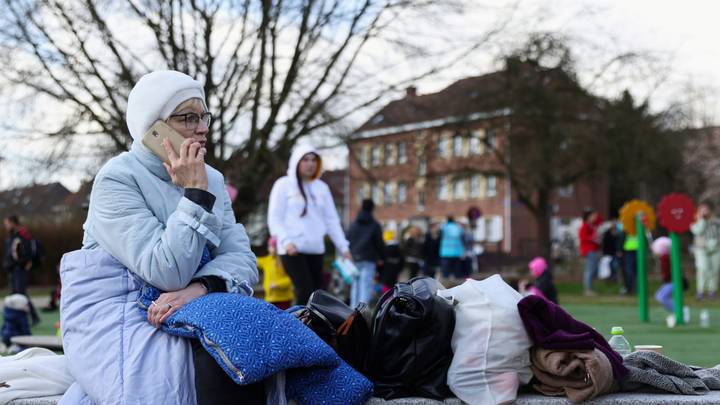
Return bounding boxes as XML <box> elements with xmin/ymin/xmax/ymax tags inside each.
<box><xmin>670</xmin><ymin>232</ymin><xmax>685</xmax><ymax>325</ymax></box>
<box><xmin>637</xmin><ymin>215</ymin><xmax>648</xmax><ymax>322</ymax></box>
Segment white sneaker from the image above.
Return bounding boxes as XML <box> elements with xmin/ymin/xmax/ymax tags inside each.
<box><xmin>666</xmin><ymin>314</ymin><xmax>677</xmax><ymax>328</ymax></box>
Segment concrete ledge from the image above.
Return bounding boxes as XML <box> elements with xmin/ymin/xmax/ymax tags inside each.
<box><xmin>10</xmin><ymin>391</ymin><xmax>720</xmax><ymax>405</ymax></box>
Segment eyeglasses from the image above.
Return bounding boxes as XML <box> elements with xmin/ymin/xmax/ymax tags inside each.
<box><xmin>168</xmin><ymin>112</ymin><xmax>213</xmax><ymax>130</ymax></box>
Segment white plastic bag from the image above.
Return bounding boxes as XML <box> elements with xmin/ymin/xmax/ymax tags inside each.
<box><xmin>598</xmin><ymin>255</ymin><xmax>612</xmax><ymax>279</ymax></box>
<box><xmin>437</xmin><ymin>275</ymin><xmax>532</xmax><ymax>405</ymax></box>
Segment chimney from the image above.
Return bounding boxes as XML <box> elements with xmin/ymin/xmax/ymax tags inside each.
<box><xmin>405</xmin><ymin>86</ymin><xmax>417</xmax><ymax>98</ymax></box>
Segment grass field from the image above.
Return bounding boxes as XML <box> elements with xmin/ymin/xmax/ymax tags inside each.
<box><xmin>8</xmin><ymin>280</ymin><xmax>720</xmax><ymax>367</ymax></box>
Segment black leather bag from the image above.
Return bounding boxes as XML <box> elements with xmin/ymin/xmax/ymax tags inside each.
<box><xmin>290</xmin><ymin>290</ymin><xmax>372</xmax><ymax>371</ymax></box>
<box><xmin>365</xmin><ymin>277</ymin><xmax>455</xmax><ymax>400</ymax></box>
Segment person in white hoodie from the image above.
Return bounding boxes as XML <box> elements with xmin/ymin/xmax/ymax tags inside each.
<box><xmin>267</xmin><ymin>145</ymin><xmax>351</xmax><ymax>304</ymax></box>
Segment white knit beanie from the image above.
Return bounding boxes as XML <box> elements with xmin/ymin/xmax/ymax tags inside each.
<box><xmin>126</xmin><ymin>70</ymin><xmax>206</xmax><ymax>141</ymax></box>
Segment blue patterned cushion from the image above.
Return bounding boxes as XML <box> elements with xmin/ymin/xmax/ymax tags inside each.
<box><xmin>137</xmin><ymin>285</ymin><xmax>372</xmax><ymax>404</ymax></box>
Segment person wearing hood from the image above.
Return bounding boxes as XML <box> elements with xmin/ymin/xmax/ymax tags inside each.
<box><xmin>347</xmin><ymin>199</ymin><xmax>386</xmax><ymax>307</ymax></box>
<box><xmin>267</xmin><ymin>144</ymin><xmax>351</xmax><ymax>305</ymax></box>
<box><xmin>65</xmin><ymin>71</ymin><xmax>262</xmax><ymax>404</ymax></box>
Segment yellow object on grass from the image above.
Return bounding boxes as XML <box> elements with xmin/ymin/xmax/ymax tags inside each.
<box><xmin>257</xmin><ymin>255</ymin><xmax>294</xmax><ymax>303</ymax></box>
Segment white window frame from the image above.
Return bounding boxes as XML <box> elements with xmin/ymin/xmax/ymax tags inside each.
<box><xmin>452</xmin><ymin>177</ymin><xmax>465</xmax><ymax>200</ymax></box>
<box><xmin>486</xmin><ymin>175</ymin><xmax>497</xmax><ymax>197</ymax></box>
<box><xmin>384</xmin><ymin>181</ymin><xmax>394</xmax><ymax>205</ymax></box>
<box><xmin>397</xmin><ymin>142</ymin><xmax>407</xmax><ymax>164</ymax></box>
<box><xmin>437</xmin><ymin>176</ymin><xmax>449</xmax><ymax>200</ymax></box>
<box><xmin>452</xmin><ymin>134</ymin><xmax>464</xmax><ymax>157</ymax></box>
<box><xmin>384</xmin><ymin>143</ymin><xmax>396</xmax><ymax>166</ymax></box>
<box><xmin>398</xmin><ymin>182</ymin><xmax>407</xmax><ymax>203</ymax></box>
<box><xmin>438</xmin><ymin>134</ymin><xmax>449</xmax><ymax>159</ymax></box>
<box><xmin>371</xmin><ymin>145</ymin><xmax>382</xmax><ymax>166</ymax></box>
<box><xmin>469</xmin><ymin>175</ymin><xmax>480</xmax><ymax>198</ymax></box>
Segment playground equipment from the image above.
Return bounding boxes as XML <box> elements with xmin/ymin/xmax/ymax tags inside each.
<box><xmin>619</xmin><ymin>200</ymin><xmax>655</xmax><ymax>322</ymax></box>
<box><xmin>657</xmin><ymin>193</ymin><xmax>696</xmax><ymax>325</ymax></box>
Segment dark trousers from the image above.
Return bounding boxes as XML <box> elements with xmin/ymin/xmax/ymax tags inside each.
<box><xmin>280</xmin><ymin>253</ymin><xmax>324</xmax><ymax>305</ymax></box>
<box><xmin>192</xmin><ymin>340</ymin><xmax>265</xmax><ymax>405</ymax></box>
<box><xmin>407</xmin><ymin>261</ymin><xmax>421</xmax><ymax>279</ymax></box>
<box><xmin>441</xmin><ymin>257</ymin><xmax>463</xmax><ymax>278</ymax></box>
<box><xmin>623</xmin><ymin>251</ymin><xmax>637</xmax><ymax>293</ymax></box>
<box><xmin>10</xmin><ymin>268</ymin><xmax>39</xmax><ymax>322</ymax></box>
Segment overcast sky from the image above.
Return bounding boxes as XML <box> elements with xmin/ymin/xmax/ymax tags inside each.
<box><xmin>1</xmin><ymin>0</ymin><xmax>718</xmax><ymax>191</ymax></box>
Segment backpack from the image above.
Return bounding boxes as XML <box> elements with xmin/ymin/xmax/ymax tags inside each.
<box><xmin>17</xmin><ymin>234</ymin><xmax>44</xmax><ymax>270</ymax></box>
<box><xmin>365</xmin><ymin>276</ymin><xmax>455</xmax><ymax>400</ymax></box>
<box><xmin>28</xmin><ymin>238</ymin><xmax>44</xmax><ymax>269</ymax></box>
<box><xmin>289</xmin><ymin>290</ymin><xmax>372</xmax><ymax>372</ymax></box>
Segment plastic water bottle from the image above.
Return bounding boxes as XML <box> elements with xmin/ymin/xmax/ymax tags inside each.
<box><xmin>608</xmin><ymin>326</ymin><xmax>632</xmax><ymax>358</ymax></box>
<box><xmin>700</xmin><ymin>309</ymin><xmax>710</xmax><ymax>328</ymax></box>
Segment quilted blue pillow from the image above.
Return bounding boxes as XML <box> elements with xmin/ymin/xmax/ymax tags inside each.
<box><xmin>137</xmin><ymin>285</ymin><xmax>373</xmax><ymax>405</ymax></box>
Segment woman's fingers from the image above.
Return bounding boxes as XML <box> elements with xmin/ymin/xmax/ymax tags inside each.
<box><xmin>162</xmin><ymin>139</ymin><xmax>180</xmax><ymax>163</ymax></box>
<box><xmin>188</xmin><ymin>141</ymin><xmax>201</xmax><ymax>160</ymax></box>
<box><xmin>149</xmin><ymin>300</ymin><xmax>177</xmax><ymax>328</ymax></box>
<box><xmin>179</xmin><ymin>138</ymin><xmax>193</xmax><ymax>161</ymax></box>
<box><xmin>158</xmin><ymin>304</ymin><xmax>177</xmax><ymax>325</ymax></box>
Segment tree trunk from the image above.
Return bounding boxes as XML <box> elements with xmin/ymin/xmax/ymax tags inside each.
<box><xmin>535</xmin><ymin>190</ymin><xmax>552</xmax><ymax>259</ymax></box>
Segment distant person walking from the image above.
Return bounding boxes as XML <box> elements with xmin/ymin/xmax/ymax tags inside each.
<box><xmin>601</xmin><ymin>220</ymin><xmax>622</xmax><ymax>282</ymax></box>
<box><xmin>347</xmin><ymin>199</ymin><xmax>385</xmax><ymax>307</ymax></box>
<box><xmin>422</xmin><ymin>222</ymin><xmax>441</xmax><ymax>278</ymax></box>
<box><xmin>579</xmin><ymin>208</ymin><xmax>601</xmax><ymax>296</ymax></box>
<box><xmin>690</xmin><ymin>201</ymin><xmax>720</xmax><ymax>301</ymax></box>
<box><xmin>2</xmin><ymin>215</ymin><xmax>40</xmax><ymax>325</ymax></box>
<box><xmin>620</xmin><ymin>229</ymin><xmax>638</xmax><ymax>295</ymax></box>
<box><xmin>439</xmin><ymin>216</ymin><xmax>465</xmax><ymax>281</ymax></box>
<box><xmin>268</xmin><ymin>144</ymin><xmax>351</xmax><ymax>305</ymax></box>
<box><xmin>402</xmin><ymin>226</ymin><xmax>424</xmax><ymax>279</ymax></box>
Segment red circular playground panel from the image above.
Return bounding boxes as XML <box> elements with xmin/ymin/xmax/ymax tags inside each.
<box><xmin>657</xmin><ymin>193</ymin><xmax>696</xmax><ymax>233</ymax></box>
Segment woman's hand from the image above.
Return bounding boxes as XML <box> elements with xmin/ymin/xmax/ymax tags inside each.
<box><xmin>148</xmin><ymin>282</ymin><xmax>207</xmax><ymax>328</ymax></box>
<box><xmin>286</xmin><ymin>243</ymin><xmax>298</xmax><ymax>256</ymax></box>
<box><xmin>162</xmin><ymin>138</ymin><xmax>208</xmax><ymax>190</ymax></box>
<box><xmin>342</xmin><ymin>250</ymin><xmax>353</xmax><ymax>261</ymax></box>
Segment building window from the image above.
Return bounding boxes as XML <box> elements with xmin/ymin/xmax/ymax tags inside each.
<box><xmin>371</xmin><ymin>182</ymin><xmax>381</xmax><ymax>205</ymax></box>
<box><xmin>357</xmin><ymin>184</ymin><xmax>365</xmax><ymax>204</ymax></box>
<box><xmin>469</xmin><ymin>175</ymin><xmax>480</xmax><ymax>198</ymax></box>
<box><xmin>437</xmin><ymin>176</ymin><xmax>449</xmax><ymax>200</ymax></box>
<box><xmin>486</xmin><ymin>216</ymin><xmax>503</xmax><ymax>242</ymax></box>
<box><xmin>358</xmin><ymin>182</ymin><xmax>371</xmax><ymax>205</ymax></box>
<box><xmin>418</xmin><ymin>157</ymin><xmax>426</xmax><ymax>176</ymax></box>
<box><xmin>417</xmin><ymin>190</ymin><xmax>425</xmax><ymax>211</ymax></box>
<box><xmin>469</xmin><ymin>129</ymin><xmax>483</xmax><ymax>154</ymax></box>
<box><xmin>452</xmin><ymin>134</ymin><xmax>464</xmax><ymax>157</ymax></box>
<box><xmin>397</xmin><ymin>142</ymin><xmax>407</xmax><ymax>164</ymax></box>
<box><xmin>486</xmin><ymin>175</ymin><xmax>497</xmax><ymax>197</ymax></box>
<box><xmin>558</xmin><ymin>184</ymin><xmax>573</xmax><ymax>198</ymax></box>
<box><xmin>371</xmin><ymin>145</ymin><xmax>382</xmax><ymax>166</ymax></box>
<box><xmin>485</xmin><ymin>128</ymin><xmax>497</xmax><ymax>151</ymax></box>
<box><xmin>397</xmin><ymin>182</ymin><xmax>407</xmax><ymax>203</ymax></box>
<box><xmin>358</xmin><ymin>145</ymin><xmax>370</xmax><ymax>168</ymax></box>
<box><xmin>384</xmin><ymin>143</ymin><xmax>396</xmax><ymax>166</ymax></box>
<box><xmin>437</xmin><ymin>134</ymin><xmax>449</xmax><ymax>159</ymax></box>
<box><xmin>452</xmin><ymin>177</ymin><xmax>466</xmax><ymax>200</ymax></box>
<box><xmin>384</xmin><ymin>181</ymin><xmax>394</xmax><ymax>205</ymax></box>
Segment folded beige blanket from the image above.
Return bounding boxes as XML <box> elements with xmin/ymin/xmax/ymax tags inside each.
<box><xmin>530</xmin><ymin>347</ymin><xmax>616</xmax><ymax>402</ymax></box>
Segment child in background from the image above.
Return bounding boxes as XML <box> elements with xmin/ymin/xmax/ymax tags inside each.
<box><xmin>519</xmin><ymin>257</ymin><xmax>558</xmax><ymax>304</ymax></box>
<box><xmin>652</xmin><ymin>236</ymin><xmax>688</xmax><ymax>327</ymax></box>
<box><xmin>379</xmin><ymin>230</ymin><xmax>404</xmax><ymax>294</ymax></box>
<box><xmin>2</xmin><ymin>294</ymin><xmax>31</xmax><ymax>352</ymax></box>
<box><xmin>257</xmin><ymin>237</ymin><xmax>294</xmax><ymax>309</ymax></box>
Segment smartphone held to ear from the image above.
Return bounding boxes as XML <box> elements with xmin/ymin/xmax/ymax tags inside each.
<box><xmin>142</xmin><ymin>120</ymin><xmax>186</xmax><ymax>164</ymax></box>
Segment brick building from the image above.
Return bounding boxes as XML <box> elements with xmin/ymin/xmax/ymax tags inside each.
<box><xmin>347</xmin><ymin>72</ymin><xmax>608</xmax><ymax>258</ymax></box>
